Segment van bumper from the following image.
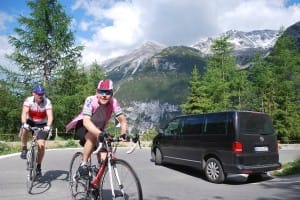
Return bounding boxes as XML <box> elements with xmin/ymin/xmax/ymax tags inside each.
<box><xmin>224</xmin><ymin>162</ymin><xmax>282</xmax><ymax>174</ymax></box>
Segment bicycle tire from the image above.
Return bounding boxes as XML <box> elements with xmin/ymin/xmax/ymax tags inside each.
<box><xmin>99</xmin><ymin>159</ymin><xmax>143</xmax><ymax>200</ymax></box>
<box><xmin>69</xmin><ymin>152</ymin><xmax>91</xmax><ymax>200</ymax></box>
<box><xmin>26</xmin><ymin>145</ymin><xmax>37</xmax><ymax>194</ymax></box>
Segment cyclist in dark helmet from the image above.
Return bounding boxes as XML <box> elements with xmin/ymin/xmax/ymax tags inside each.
<box><xmin>20</xmin><ymin>85</ymin><xmax>53</xmax><ymax>176</ymax></box>
<box><xmin>66</xmin><ymin>79</ymin><xmax>128</xmax><ymax>179</ymax></box>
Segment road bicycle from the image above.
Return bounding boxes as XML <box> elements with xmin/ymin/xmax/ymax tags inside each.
<box><xmin>69</xmin><ymin>133</ymin><xmax>143</xmax><ymax>200</ymax></box>
<box><xmin>25</xmin><ymin>126</ymin><xmax>52</xmax><ymax>194</ymax></box>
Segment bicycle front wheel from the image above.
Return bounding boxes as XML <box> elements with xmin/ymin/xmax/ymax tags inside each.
<box><xmin>26</xmin><ymin>146</ymin><xmax>37</xmax><ymax>194</ymax></box>
<box><xmin>69</xmin><ymin>152</ymin><xmax>90</xmax><ymax>200</ymax></box>
<box><xmin>99</xmin><ymin>159</ymin><xmax>143</xmax><ymax>200</ymax></box>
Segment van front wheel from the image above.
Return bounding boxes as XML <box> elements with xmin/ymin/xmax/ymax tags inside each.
<box><xmin>204</xmin><ymin>158</ymin><xmax>225</xmax><ymax>184</ymax></box>
<box><xmin>155</xmin><ymin>148</ymin><xmax>163</xmax><ymax>165</ymax></box>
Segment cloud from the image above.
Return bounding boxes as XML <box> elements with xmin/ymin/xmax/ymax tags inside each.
<box><xmin>0</xmin><ymin>11</ymin><xmax>13</xmax><ymax>31</ymax></box>
<box><xmin>72</xmin><ymin>0</ymin><xmax>300</xmax><ymax>64</ymax></box>
<box><xmin>1</xmin><ymin>0</ymin><xmax>300</xmax><ymax>67</ymax></box>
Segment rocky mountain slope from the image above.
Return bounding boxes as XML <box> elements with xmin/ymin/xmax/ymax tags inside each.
<box><xmin>100</xmin><ymin>22</ymin><xmax>300</xmax><ymax>134</ymax></box>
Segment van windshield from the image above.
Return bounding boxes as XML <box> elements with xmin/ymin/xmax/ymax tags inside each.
<box><xmin>239</xmin><ymin>112</ymin><xmax>274</xmax><ymax>135</ymax></box>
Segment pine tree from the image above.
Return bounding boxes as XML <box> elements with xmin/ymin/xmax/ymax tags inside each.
<box><xmin>248</xmin><ymin>53</ymin><xmax>276</xmax><ymax>113</ymax></box>
<box><xmin>181</xmin><ymin>66</ymin><xmax>210</xmax><ymax>114</ymax></box>
<box><xmin>204</xmin><ymin>36</ymin><xmax>238</xmax><ymax>111</ymax></box>
<box><xmin>266</xmin><ymin>35</ymin><xmax>300</xmax><ymax>140</ymax></box>
<box><xmin>7</xmin><ymin>0</ymin><xmax>83</xmax><ymax>88</ymax></box>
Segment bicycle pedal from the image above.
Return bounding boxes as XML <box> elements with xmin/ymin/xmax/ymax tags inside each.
<box><xmin>114</xmin><ymin>190</ymin><xmax>124</xmax><ymax>197</ymax></box>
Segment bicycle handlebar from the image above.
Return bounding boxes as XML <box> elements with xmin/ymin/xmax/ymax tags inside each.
<box><xmin>92</xmin><ymin>133</ymin><xmax>141</xmax><ymax>155</ymax></box>
<box><xmin>27</xmin><ymin>126</ymin><xmax>53</xmax><ymax>140</ymax></box>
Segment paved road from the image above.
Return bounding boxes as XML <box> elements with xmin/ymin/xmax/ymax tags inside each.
<box><xmin>0</xmin><ymin>147</ymin><xmax>299</xmax><ymax>200</ymax></box>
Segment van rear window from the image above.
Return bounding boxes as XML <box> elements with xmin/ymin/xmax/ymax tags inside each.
<box><xmin>239</xmin><ymin>112</ymin><xmax>274</xmax><ymax>135</ymax></box>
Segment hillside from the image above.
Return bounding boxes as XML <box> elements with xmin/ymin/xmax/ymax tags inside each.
<box><xmin>100</xmin><ymin>22</ymin><xmax>300</xmax><ymax>133</ymax></box>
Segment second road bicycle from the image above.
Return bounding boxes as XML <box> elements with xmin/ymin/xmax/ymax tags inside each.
<box><xmin>69</xmin><ymin>133</ymin><xmax>143</xmax><ymax>200</ymax></box>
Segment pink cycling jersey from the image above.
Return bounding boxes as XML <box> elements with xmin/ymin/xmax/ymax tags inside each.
<box><xmin>66</xmin><ymin>95</ymin><xmax>123</xmax><ymax>132</ymax></box>
<box><xmin>23</xmin><ymin>96</ymin><xmax>52</xmax><ymax>124</ymax></box>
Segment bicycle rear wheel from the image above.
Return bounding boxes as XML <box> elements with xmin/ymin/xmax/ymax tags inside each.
<box><xmin>99</xmin><ymin>159</ymin><xmax>143</xmax><ymax>200</ymax></box>
<box><xmin>26</xmin><ymin>146</ymin><xmax>37</xmax><ymax>194</ymax></box>
<box><xmin>69</xmin><ymin>152</ymin><xmax>90</xmax><ymax>200</ymax></box>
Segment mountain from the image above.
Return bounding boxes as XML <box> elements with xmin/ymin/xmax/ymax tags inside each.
<box><xmin>99</xmin><ymin>28</ymin><xmax>289</xmax><ymax>133</ymax></box>
<box><xmin>284</xmin><ymin>21</ymin><xmax>300</xmax><ymax>46</ymax></box>
<box><xmin>192</xmin><ymin>29</ymin><xmax>279</xmax><ymax>67</ymax></box>
<box><xmin>101</xmin><ymin>41</ymin><xmax>166</xmax><ymax>80</ymax></box>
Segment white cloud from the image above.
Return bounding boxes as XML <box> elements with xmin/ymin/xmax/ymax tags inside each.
<box><xmin>1</xmin><ymin>0</ymin><xmax>300</xmax><ymax>67</ymax></box>
<box><xmin>0</xmin><ymin>11</ymin><xmax>13</xmax><ymax>31</ymax></box>
<box><xmin>0</xmin><ymin>35</ymin><xmax>16</xmax><ymax>71</ymax></box>
<box><xmin>72</xmin><ymin>0</ymin><xmax>300</xmax><ymax>65</ymax></box>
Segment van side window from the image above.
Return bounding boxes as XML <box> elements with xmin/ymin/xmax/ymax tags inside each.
<box><xmin>203</xmin><ymin>113</ymin><xmax>228</xmax><ymax>135</ymax></box>
<box><xmin>181</xmin><ymin>116</ymin><xmax>204</xmax><ymax>135</ymax></box>
<box><xmin>165</xmin><ymin>119</ymin><xmax>180</xmax><ymax>136</ymax></box>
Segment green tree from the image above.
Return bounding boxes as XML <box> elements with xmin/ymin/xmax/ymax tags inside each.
<box><xmin>181</xmin><ymin>66</ymin><xmax>210</xmax><ymax>114</ymax></box>
<box><xmin>0</xmin><ymin>81</ymin><xmax>21</xmax><ymax>135</ymax></box>
<box><xmin>248</xmin><ymin>53</ymin><xmax>276</xmax><ymax>113</ymax></box>
<box><xmin>266</xmin><ymin>35</ymin><xmax>300</xmax><ymax>140</ymax></box>
<box><xmin>7</xmin><ymin>0</ymin><xmax>83</xmax><ymax>88</ymax></box>
<box><xmin>203</xmin><ymin>36</ymin><xmax>238</xmax><ymax>111</ymax></box>
<box><xmin>0</xmin><ymin>0</ymin><xmax>84</xmax><ymax>135</ymax></box>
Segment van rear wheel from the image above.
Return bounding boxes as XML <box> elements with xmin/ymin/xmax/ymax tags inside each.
<box><xmin>155</xmin><ymin>148</ymin><xmax>163</xmax><ymax>165</ymax></box>
<box><xmin>204</xmin><ymin>158</ymin><xmax>225</xmax><ymax>183</ymax></box>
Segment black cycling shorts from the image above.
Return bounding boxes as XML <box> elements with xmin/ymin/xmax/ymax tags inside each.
<box><xmin>26</xmin><ymin>119</ymin><xmax>48</xmax><ymax>140</ymax></box>
<box><xmin>75</xmin><ymin>120</ymin><xmax>87</xmax><ymax>146</ymax></box>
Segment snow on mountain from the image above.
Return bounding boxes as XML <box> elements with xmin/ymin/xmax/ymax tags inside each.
<box><xmin>192</xmin><ymin>29</ymin><xmax>279</xmax><ymax>55</ymax></box>
<box><xmin>191</xmin><ymin>29</ymin><xmax>280</xmax><ymax>67</ymax></box>
<box><xmin>101</xmin><ymin>41</ymin><xmax>166</xmax><ymax>76</ymax></box>
<box><xmin>98</xmin><ymin>29</ymin><xmax>281</xmax><ymax>133</ymax></box>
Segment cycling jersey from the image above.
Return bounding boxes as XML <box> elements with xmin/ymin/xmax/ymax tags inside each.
<box><xmin>23</xmin><ymin>96</ymin><xmax>52</xmax><ymax>124</ymax></box>
<box><xmin>66</xmin><ymin>95</ymin><xmax>123</xmax><ymax>132</ymax></box>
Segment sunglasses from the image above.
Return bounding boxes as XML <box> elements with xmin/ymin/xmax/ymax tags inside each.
<box><xmin>97</xmin><ymin>90</ymin><xmax>113</xmax><ymax>96</ymax></box>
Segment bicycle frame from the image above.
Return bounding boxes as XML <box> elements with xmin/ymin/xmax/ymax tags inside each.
<box><xmin>90</xmin><ymin>139</ymin><xmax>119</xmax><ymax>197</ymax></box>
<box><xmin>25</xmin><ymin>126</ymin><xmax>52</xmax><ymax>194</ymax></box>
<box><xmin>69</xmin><ymin>134</ymin><xmax>142</xmax><ymax>200</ymax></box>
<box><xmin>90</xmin><ymin>137</ymin><xmax>139</xmax><ymax>198</ymax></box>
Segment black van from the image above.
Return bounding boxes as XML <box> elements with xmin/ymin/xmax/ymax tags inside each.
<box><xmin>151</xmin><ymin>110</ymin><xmax>281</xmax><ymax>183</ymax></box>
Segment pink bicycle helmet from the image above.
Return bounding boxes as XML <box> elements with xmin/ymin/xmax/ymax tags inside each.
<box><xmin>97</xmin><ymin>79</ymin><xmax>113</xmax><ymax>90</ymax></box>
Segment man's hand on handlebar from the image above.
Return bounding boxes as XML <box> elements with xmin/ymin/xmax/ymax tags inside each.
<box><xmin>22</xmin><ymin>123</ymin><xmax>30</xmax><ymax>130</ymax></box>
<box><xmin>98</xmin><ymin>131</ymin><xmax>108</xmax><ymax>143</ymax></box>
<box><xmin>120</xmin><ymin>133</ymin><xmax>130</xmax><ymax>142</ymax></box>
<box><xmin>43</xmin><ymin>125</ymin><xmax>52</xmax><ymax>132</ymax></box>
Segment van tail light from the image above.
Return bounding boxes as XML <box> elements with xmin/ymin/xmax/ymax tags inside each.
<box><xmin>232</xmin><ymin>141</ymin><xmax>243</xmax><ymax>154</ymax></box>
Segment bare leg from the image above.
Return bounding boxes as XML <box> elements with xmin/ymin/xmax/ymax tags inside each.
<box><xmin>82</xmin><ymin>132</ymin><xmax>97</xmax><ymax>163</ymax></box>
<box><xmin>21</xmin><ymin>129</ymin><xmax>29</xmax><ymax>149</ymax></box>
<box><xmin>37</xmin><ymin>140</ymin><xmax>46</xmax><ymax>165</ymax></box>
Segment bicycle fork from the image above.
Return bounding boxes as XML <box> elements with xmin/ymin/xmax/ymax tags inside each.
<box><xmin>108</xmin><ymin>158</ymin><xmax>125</xmax><ymax>198</ymax></box>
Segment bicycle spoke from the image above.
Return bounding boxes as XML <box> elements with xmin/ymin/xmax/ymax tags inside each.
<box><xmin>69</xmin><ymin>152</ymin><xmax>92</xmax><ymax>200</ymax></box>
<box><xmin>26</xmin><ymin>146</ymin><xmax>37</xmax><ymax>194</ymax></box>
<box><xmin>99</xmin><ymin>159</ymin><xmax>142</xmax><ymax>200</ymax></box>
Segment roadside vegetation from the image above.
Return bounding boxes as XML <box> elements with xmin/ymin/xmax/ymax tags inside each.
<box><xmin>274</xmin><ymin>157</ymin><xmax>300</xmax><ymax>176</ymax></box>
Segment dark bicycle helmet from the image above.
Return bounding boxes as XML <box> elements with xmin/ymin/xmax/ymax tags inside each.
<box><xmin>32</xmin><ymin>85</ymin><xmax>45</xmax><ymax>95</ymax></box>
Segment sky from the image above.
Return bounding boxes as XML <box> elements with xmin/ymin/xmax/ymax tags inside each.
<box><xmin>0</xmin><ymin>0</ymin><xmax>300</xmax><ymax>68</ymax></box>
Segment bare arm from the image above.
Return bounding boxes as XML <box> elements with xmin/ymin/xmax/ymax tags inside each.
<box><xmin>46</xmin><ymin>109</ymin><xmax>53</xmax><ymax>126</ymax></box>
<box><xmin>83</xmin><ymin>115</ymin><xmax>102</xmax><ymax>137</ymax></box>
<box><xmin>116</xmin><ymin>113</ymin><xmax>127</xmax><ymax>135</ymax></box>
<box><xmin>21</xmin><ymin>106</ymin><xmax>29</xmax><ymax>124</ymax></box>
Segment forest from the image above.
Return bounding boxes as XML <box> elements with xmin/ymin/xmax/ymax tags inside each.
<box><xmin>0</xmin><ymin>0</ymin><xmax>299</xmax><ymax>143</ymax></box>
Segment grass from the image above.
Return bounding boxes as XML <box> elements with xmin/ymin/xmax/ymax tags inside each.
<box><xmin>0</xmin><ymin>139</ymin><xmax>80</xmax><ymax>156</ymax></box>
<box><xmin>274</xmin><ymin>157</ymin><xmax>300</xmax><ymax>176</ymax></box>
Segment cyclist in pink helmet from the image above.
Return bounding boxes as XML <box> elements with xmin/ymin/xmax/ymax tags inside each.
<box><xmin>66</xmin><ymin>79</ymin><xmax>128</xmax><ymax>179</ymax></box>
